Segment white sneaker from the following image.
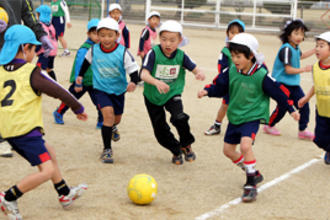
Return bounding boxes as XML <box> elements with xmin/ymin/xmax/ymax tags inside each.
<box><xmin>59</xmin><ymin>50</ymin><xmax>70</xmax><ymax>57</ymax></box>
<box><xmin>0</xmin><ymin>192</ymin><xmax>23</xmax><ymax>220</ymax></box>
<box><xmin>0</xmin><ymin>141</ymin><xmax>13</xmax><ymax>157</ymax></box>
<box><xmin>58</xmin><ymin>184</ymin><xmax>87</xmax><ymax>209</ymax></box>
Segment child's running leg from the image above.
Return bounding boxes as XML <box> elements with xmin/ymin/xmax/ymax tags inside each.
<box><xmin>45</xmin><ymin>143</ymin><xmax>87</xmax><ymax>208</ymax></box>
<box><xmin>240</xmin><ymin>137</ymin><xmax>259</xmax><ymax>202</ymax></box>
<box><xmin>88</xmin><ymin>88</ymin><xmax>104</xmax><ymax>129</ymax></box>
<box><xmin>144</xmin><ymin>97</ymin><xmax>182</xmax><ymax>165</ymax></box>
<box><xmin>205</xmin><ymin>100</ymin><xmax>228</xmax><ymax>136</ymax></box>
<box><xmin>100</xmin><ymin>106</ymin><xmax>115</xmax><ymax>163</ymax></box>
<box><xmin>53</xmin><ymin>83</ymin><xmax>87</xmax><ymax>124</ymax></box>
<box><xmin>291</xmin><ymin>86</ymin><xmax>314</xmax><ymax>140</ymax></box>
<box><xmin>166</xmin><ymin>96</ymin><xmax>196</xmax><ymax>162</ymax></box>
<box><xmin>264</xmin><ymin>105</ymin><xmax>287</xmax><ymax>136</ymax></box>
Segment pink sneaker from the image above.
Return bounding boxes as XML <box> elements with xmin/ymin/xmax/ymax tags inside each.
<box><xmin>298</xmin><ymin>130</ymin><xmax>314</xmax><ymax>141</ymax></box>
<box><xmin>263</xmin><ymin>125</ymin><xmax>281</xmax><ymax>136</ymax></box>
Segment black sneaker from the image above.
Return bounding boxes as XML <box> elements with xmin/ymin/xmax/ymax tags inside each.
<box><xmin>100</xmin><ymin>149</ymin><xmax>114</xmax><ymax>163</ymax></box>
<box><xmin>172</xmin><ymin>154</ymin><xmax>183</xmax><ymax>165</ymax></box>
<box><xmin>324</xmin><ymin>152</ymin><xmax>330</xmax><ymax>165</ymax></box>
<box><xmin>242</xmin><ymin>185</ymin><xmax>257</xmax><ymax>202</ymax></box>
<box><xmin>204</xmin><ymin>125</ymin><xmax>221</xmax><ymax>135</ymax></box>
<box><xmin>255</xmin><ymin>170</ymin><xmax>264</xmax><ymax>185</ymax></box>
<box><xmin>181</xmin><ymin>145</ymin><xmax>196</xmax><ymax>162</ymax></box>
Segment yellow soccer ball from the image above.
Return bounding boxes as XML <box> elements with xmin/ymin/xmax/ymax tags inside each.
<box><xmin>127</xmin><ymin>174</ymin><xmax>157</xmax><ymax>205</ymax></box>
<box><xmin>0</xmin><ymin>7</ymin><xmax>8</xmax><ymax>24</ymax></box>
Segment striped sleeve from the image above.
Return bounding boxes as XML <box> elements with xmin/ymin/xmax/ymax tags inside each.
<box><xmin>278</xmin><ymin>47</ymin><xmax>292</xmax><ymax>65</ymax></box>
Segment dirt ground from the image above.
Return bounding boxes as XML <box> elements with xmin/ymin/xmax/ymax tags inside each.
<box><xmin>1</xmin><ymin>19</ymin><xmax>329</xmax><ymax>220</ymax></box>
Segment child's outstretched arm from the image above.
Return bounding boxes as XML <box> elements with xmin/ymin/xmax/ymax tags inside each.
<box><xmin>31</xmin><ymin>68</ymin><xmax>88</xmax><ymax>121</ymax></box>
<box><xmin>263</xmin><ymin>74</ymin><xmax>300</xmax><ymax>121</ymax></box>
<box><xmin>141</xmin><ymin>68</ymin><xmax>169</xmax><ymax>94</ymax></box>
<box><xmin>285</xmin><ymin>64</ymin><xmax>312</xmax><ymax>75</ymax></box>
<box><xmin>197</xmin><ymin>69</ymin><xmax>229</xmax><ymax>99</ymax></box>
<box><xmin>298</xmin><ymin>86</ymin><xmax>315</xmax><ymax>108</ymax></box>
<box><xmin>301</xmin><ymin>48</ymin><xmax>316</xmax><ymax>60</ymax></box>
<box><xmin>192</xmin><ymin>66</ymin><xmax>205</xmax><ymax>81</ymax></box>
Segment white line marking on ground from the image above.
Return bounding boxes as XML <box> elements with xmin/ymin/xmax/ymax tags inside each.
<box><xmin>195</xmin><ymin>158</ymin><xmax>320</xmax><ymax>220</ymax></box>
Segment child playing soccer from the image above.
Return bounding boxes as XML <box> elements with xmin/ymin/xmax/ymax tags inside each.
<box><xmin>36</xmin><ymin>5</ymin><xmax>58</xmax><ymax>81</ymax></box>
<box><xmin>108</xmin><ymin>3</ymin><xmax>130</xmax><ymax>48</ymax></box>
<box><xmin>298</xmin><ymin>31</ymin><xmax>330</xmax><ymax>164</ymax></box>
<box><xmin>75</xmin><ymin>18</ymin><xmax>139</xmax><ymax>163</ymax></box>
<box><xmin>51</xmin><ymin>0</ymin><xmax>72</xmax><ymax>56</ymax></box>
<box><xmin>137</xmin><ymin>11</ymin><xmax>160</xmax><ymax>60</ymax></box>
<box><xmin>0</xmin><ymin>25</ymin><xmax>87</xmax><ymax>220</ymax></box>
<box><xmin>53</xmin><ymin>18</ymin><xmax>104</xmax><ymax>130</ymax></box>
<box><xmin>263</xmin><ymin>19</ymin><xmax>315</xmax><ymax>140</ymax></box>
<box><xmin>198</xmin><ymin>33</ymin><xmax>300</xmax><ymax>202</ymax></box>
<box><xmin>205</xmin><ymin>19</ymin><xmax>245</xmax><ymax>136</ymax></box>
<box><xmin>140</xmin><ymin>20</ymin><xmax>205</xmax><ymax>165</ymax></box>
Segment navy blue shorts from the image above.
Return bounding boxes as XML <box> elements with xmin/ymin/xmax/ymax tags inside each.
<box><xmin>314</xmin><ymin>110</ymin><xmax>330</xmax><ymax>151</ymax></box>
<box><xmin>224</xmin><ymin>120</ymin><xmax>260</xmax><ymax>145</ymax></box>
<box><xmin>94</xmin><ymin>89</ymin><xmax>125</xmax><ymax>115</ymax></box>
<box><xmin>7</xmin><ymin>136</ymin><xmax>51</xmax><ymax>166</ymax></box>
<box><xmin>37</xmin><ymin>55</ymin><xmax>55</xmax><ymax>70</ymax></box>
<box><xmin>52</xmin><ymin>16</ymin><xmax>65</xmax><ymax>38</ymax></box>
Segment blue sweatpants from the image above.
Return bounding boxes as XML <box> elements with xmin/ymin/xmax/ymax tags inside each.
<box><xmin>269</xmin><ymin>84</ymin><xmax>309</xmax><ymax>131</ymax></box>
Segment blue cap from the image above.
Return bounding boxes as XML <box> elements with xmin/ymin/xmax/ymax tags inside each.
<box><xmin>0</xmin><ymin>25</ymin><xmax>41</xmax><ymax>65</ymax></box>
<box><xmin>87</xmin><ymin>18</ymin><xmax>100</xmax><ymax>31</ymax></box>
<box><xmin>36</xmin><ymin>5</ymin><xmax>52</xmax><ymax>24</ymax></box>
<box><xmin>228</xmin><ymin>19</ymin><xmax>245</xmax><ymax>31</ymax></box>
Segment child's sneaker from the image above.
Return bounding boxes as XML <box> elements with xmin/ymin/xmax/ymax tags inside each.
<box><xmin>60</xmin><ymin>50</ymin><xmax>70</xmax><ymax>57</ymax></box>
<box><xmin>181</xmin><ymin>145</ymin><xmax>196</xmax><ymax>162</ymax></box>
<box><xmin>112</xmin><ymin>127</ymin><xmax>120</xmax><ymax>142</ymax></box>
<box><xmin>0</xmin><ymin>192</ymin><xmax>22</xmax><ymax>220</ymax></box>
<box><xmin>263</xmin><ymin>125</ymin><xmax>281</xmax><ymax>136</ymax></box>
<box><xmin>298</xmin><ymin>130</ymin><xmax>314</xmax><ymax>141</ymax></box>
<box><xmin>53</xmin><ymin>110</ymin><xmax>64</xmax><ymax>124</ymax></box>
<box><xmin>324</xmin><ymin>152</ymin><xmax>330</xmax><ymax>165</ymax></box>
<box><xmin>242</xmin><ymin>185</ymin><xmax>257</xmax><ymax>202</ymax></box>
<box><xmin>172</xmin><ymin>154</ymin><xmax>183</xmax><ymax>165</ymax></box>
<box><xmin>96</xmin><ymin>121</ymin><xmax>103</xmax><ymax>129</ymax></box>
<box><xmin>0</xmin><ymin>141</ymin><xmax>13</xmax><ymax>158</ymax></box>
<box><xmin>100</xmin><ymin>149</ymin><xmax>114</xmax><ymax>163</ymax></box>
<box><xmin>59</xmin><ymin>184</ymin><xmax>87</xmax><ymax>209</ymax></box>
<box><xmin>204</xmin><ymin>125</ymin><xmax>221</xmax><ymax>135</ymax></box>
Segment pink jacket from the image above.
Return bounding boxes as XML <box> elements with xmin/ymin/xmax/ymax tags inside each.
<box><xmin>37</xmin><ymin>22</ymin><xmax>58</xmax><ymax>56</ymax></box>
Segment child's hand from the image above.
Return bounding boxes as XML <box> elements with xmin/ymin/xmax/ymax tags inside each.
<box><xmin>197</xmin><ymin>89</ymin><xmax>208</xmax><ymax>98</ymax></box>
<box><xmin>127</xmin><ymin>82</ymin><xmax>136</xmax><ymax>92</ymax></box>
<box><xmin>75</xmin><ymin>77</ymin><xmax>83</xmax><ymax>92</ymax></box>
<box><xmin>77</xmin><ymin>112</ymin><xmax>88</xmax><ymax>121</ymax></box>
<box><xmin>195</xmin><ymin>72</ymin><xmax>205</xmax><ymax>81</ymax></box>
<box><xmin>67</xmin><ymin>22</ymin><xmax>72</xmax><ymax>28</ymax></box>
<box><xmin>155</xmin><ymin>80</ymin><xmax>170</xmax><ymax>94</ymax></box>
<box><xmin>298</xmin><ymin>96</ymin><xmax>308</xmax><ymax>108</ymax></box>
<box><xmin>290</xmin><ymin>111</ymin><xmax>300</xmax><ymax>121</ymax></box>
<box><xmin>303</xmin><ymin>65</ymin><xmax>312</xmax><ymax>73</ymax></box>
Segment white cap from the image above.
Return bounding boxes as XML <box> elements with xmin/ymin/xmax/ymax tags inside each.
<box><xmin>109</xmin><ymin>3</ymin><xmax>121</xmax><ymax>12</ymax></box>
<box><xmin>229</xmin><ymin>33</ymin><xmax>264</xmax><ymax>65</ymax></box>
<box><xmin>159</xmin><ymin>20</ymin><xmax>182</xmax><ymax>35</ymax></box>
<box><xmin>315</xmin><ymin>31</ymin><xmax>330</xmax><ymax>43</ymax></box>
<box><xmin>97</xmin><ymin>17</ymin><xmax>119</xmax><ymax>31</ymax></box>
<box><xmin>147</xmin><ymin>11</ymin><xmax>160</xmax><ymax>20</ymax></box>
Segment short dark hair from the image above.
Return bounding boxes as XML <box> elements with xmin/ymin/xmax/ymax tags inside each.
<box><xmin>228</xmin><ymin>42</ymin><xmax>256</xmax><ymax>63</ymax></box>
<box><xmin>316</xmin><ymin>38</ymin><xmax>330</xmax><ymax>47</ymax></box>
<box><xmin>280</xmin><ymin>19</ymin><xmax>309</xmax><ymax>43</ymax></box>
<box><xmin>226</xmin><ymin>22</ymin><xmax>244</xmax><ymax>35</ymax></box>
<box><xmin>88</xmin><ymin>27</ymin><xmax>97</xmax><ymax>33</ymax></box>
